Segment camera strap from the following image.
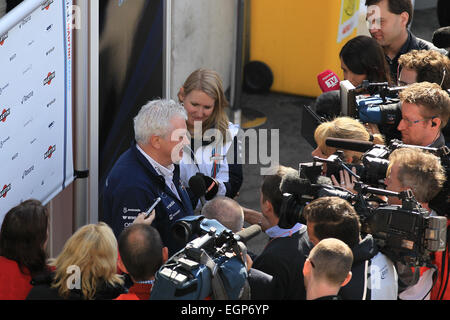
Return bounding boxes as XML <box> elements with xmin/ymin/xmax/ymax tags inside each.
<box><xmin>200</xmin><ymin>251</ymin><xmax>229</xmax><ymax>300</ymax></box>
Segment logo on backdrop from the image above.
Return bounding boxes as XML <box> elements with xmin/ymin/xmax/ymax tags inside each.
<box><xmin>0</xmin><ymin>184</ymin><xmax>11</xmax><ymax>198</ymax></box>
<box><xmin>0</xmin><ymin>33</ymin><xmax>8</xmax><ymax>46</ymax></box>
<box><xmin>44</xmin><ymin>145</ymin><xmax>56</xmax><ymax>159</ymax></box>
<box><xmin>0</xmin><ymin>109</ymin><xmax>10</xmax><ymax>123</ymax></box>
<box><xmin>43</xmin><ymin>72</ymin><xmax>56</xmax><ymax>86</ymax></box>
<box><xmin>41</xmin><ymin>0</ymin><xmax>54</xmax><ymax>11</ymax></box>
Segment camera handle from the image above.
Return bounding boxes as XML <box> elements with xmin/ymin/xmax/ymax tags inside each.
<box><xmin>313</xmin><ymin>154</ymin><xmax>361</xmax><ymax>181</ymax></box>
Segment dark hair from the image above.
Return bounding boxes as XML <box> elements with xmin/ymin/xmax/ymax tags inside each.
<box><xmin>340</xmin><ymin>35</ymin><xmax>392</xmax><ymax>84</ymax></box>
<box><xmin>365</xmin><ymin>0</ymin><xmax>413</xmax><ymax>26</ymax></box>
<box><xmin>118</xmin><ymin>224</ymin><xmax>163</xmax><ymax>282</ymax></box>
<box><xmin>303</xmin><ymin>197</ymin><xmax>361</xmax><ymax>249</ymax></box>
<box><xmin>0</xmin><ymin>199</ymin><xmax>49</xmax><ymax>276</ymax></box>
<box><xmin>261</xmin><ymin>166</ymin><xmax>298</xmax><ymax>218</ymax></box>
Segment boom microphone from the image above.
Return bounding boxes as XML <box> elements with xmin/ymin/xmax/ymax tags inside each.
<box><xmin>325</xmin><ymin>137</ymin><xmax>374</xmax><ymax>153</ymax></box>
<box><xmin>432</xmin><ymin>26</ymin><xmax>450</xmax><ymax>49</ymax></box>
<box><xmin>317</xmin><ymin>69</ymin><xmax>341</xmax><ymax>92</ymax></box>
<box><xmin>234</xmin><ymin>224</ymin><xmax>262</xmax><ymax>243</ymax></box>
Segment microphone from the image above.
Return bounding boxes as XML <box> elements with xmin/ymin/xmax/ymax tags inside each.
<box><xmin>234</xmin><ymin>224</ymin><xmax>262</xmax><ymax>243</ymax></box>
<box><xmin>201</xmin><ymin>174</ymin><xmax>219</xmax><ymax>201</ymax></box>
<box><xmin>188</xmin><ymin>174</ymin><xmax>207</xmax><ymax>207</ymax></box>
<box><xmin>317</xmin><ymin>70</ymin><xmax>341</xmax><ymax>92</ymax></box>
<box><xmin>280</xmin><ymin>171</ymin><xmax>314</xmax><ymax>197</ymax></box>
<box><xmin>325</xmin><ymin>137</ymin><xmax>374</xmax><ymax>153</ymax></box>
<box><xmin>432</xmin><ymin>26</ymin><xmax>450</xmax><ymax>49</ymax></box>
<box><xmin>314</xmin><ymin>90</ymin><xmax>341</xmax><ymax>118</ymax></box>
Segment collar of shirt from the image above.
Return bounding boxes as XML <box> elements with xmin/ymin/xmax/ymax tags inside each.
<box><xmin>386</xmin><ymin>30</ymin><xmax>412</xmax><ymax>64</ymax></box>
<box><xmin>265</xmin><ymin>223</ymin><xmax>303</xmax><ymax>239</ymax></box>
<box><xmin>136</xmin><ymin>144</ymin><xmax>175</xmax><ymax>180</ymax></box>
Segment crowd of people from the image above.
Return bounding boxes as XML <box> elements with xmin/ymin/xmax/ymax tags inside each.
<box><xmin>1</xmin><ymin>0</ymin><xmax>450</xmax><ymax>301</ymax></box>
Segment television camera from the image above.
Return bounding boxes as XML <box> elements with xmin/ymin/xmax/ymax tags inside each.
<box><xmin>150</xmin><ymin>216</ymin><xmax>261</xmax><ymax>300</ymax></box>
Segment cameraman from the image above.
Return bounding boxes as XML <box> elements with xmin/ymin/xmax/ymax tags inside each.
<box><xmin>385</xmin><ymin>148</ymin><xmax>446</xmax><ymax>214</ymax></box>
<box><xmin>397</xmin><ymin>50</ymin><xmax>450</xmax><ymax>143</ymax></box>
<box><xmin>385</xmin><ymin>148</ymin><xmax>447</xmax><ymax>299</ymax></box>
<box><xmin>303</xmin><ymin>197</ymin><xmax>398</xmax><ymax>300</ymax></box>
<box><xmin>397</xmin><ymin>82</ymin><xmax>450</xmax><ymax>148</ymax></box>
<box><xmin>243</xmin><ymin>166</ymin><xmax>312</xmax><ymax>300</ymax></box>
<box><xmin>397</xmin><ymin>50</ymin><xmax>450</xmax><ymax>89</ymax></box>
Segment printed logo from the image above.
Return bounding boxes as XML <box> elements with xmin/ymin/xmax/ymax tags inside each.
<box><xmin>22</xmin><ymin>165</ymin><xmax>34</xmax><ymax>179</ymax></box>
<box><xmin>43</xmin><ymin>72</ymin><xmax>55</xmax><ymax>86</ymax></box>
<box><xmin>0</xmin><ymin>83</ymin><xmax>9</xmax><ymax>95</ymax></box>
<box><xmin>0</xmin><ymin>136</ymin><xmax>10</xmax><ymax>149</ymax></box>
<box><xmin>0</xmin><ymin>33</ymin><xmax>8</xmax><ymax>46</ymax></box>
<box><xmin>0</xmin><ymin>109</ymin><xmax>10</xmax><ymax>122</ymax></box>
<box><xmin>41</xmin><ymin>0</ymin><xmax>54</xmax><ymax>10</ymax></box>
<box><xmin>0</xmin><ymin>184</ymin><xmax>11</xmax><ymax>198</ymax></box>
<box><xmin>44</xmin><ymin>145</ymin><xmax>56</xmax><ymax>159</ymax></box>
<box><xmin>21</xmin><ymin>91</ymin><xmax>34</xmax><ymax>104</ymax></box>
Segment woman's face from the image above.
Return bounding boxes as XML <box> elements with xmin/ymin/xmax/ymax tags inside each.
<box><xmin>340</xmin><ymin>56</ymin><xmax>367</xmax><ymax>87</ymax></box>
<box><xmin>180</xmin><ymin>89</ymin><xmax>215</xmax><ymax>130</ymax></box>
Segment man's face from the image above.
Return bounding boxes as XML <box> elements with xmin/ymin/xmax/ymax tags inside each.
<box><xmin>366</xmin><ymin>0</ymin><xmax>406</xmax><ymax>48</ymax></box>
<box><xmin>397</xmin><ymin>102</ymin><xmax>435</xmax><ymax>146</ymax></box>
<box><xmin>306</xmin><ymin>221</ymin><xmax>320</xmax><ymax>246</ymax></box>
<box><xmin>384</xmin><ymin>164</ymin><xmax>404</xmax><ymax>205</ymax></box>
<box><xmin>160</xmin><ymin>116</ymin><xmax>190</xmax><ymax>165</ymax></box>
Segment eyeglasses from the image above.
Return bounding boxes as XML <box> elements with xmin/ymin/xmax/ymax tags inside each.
<box><xmin>400</xmin><ymin>116</ymin><xmax>437</xmax><ymax>128</ymax></box>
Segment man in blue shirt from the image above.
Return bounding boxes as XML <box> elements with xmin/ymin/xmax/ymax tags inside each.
<box><xmin>102</xmin><ymin>99</ymin><xmax>195</xmax><ymax>255</ymax></box>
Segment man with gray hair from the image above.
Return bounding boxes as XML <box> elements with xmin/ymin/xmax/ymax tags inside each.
<box><xmin>201</xmin><ymin>196</ymin><xmax>244</xmax><ymax>233</ymax></box>
<box><xmin>102</xmin><ymin>99</ymin><xmax>194</xmax><ymax>255</ymax></box>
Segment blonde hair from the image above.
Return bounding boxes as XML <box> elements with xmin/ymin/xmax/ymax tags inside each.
<box><xmin>50</xmin><ymin>223</ymin><xmax>123</xmax><ymax>300</ymax></box>
<box><xmin>399</xmin><ymin>82</ymin><xmax>450</xmax><ymax>128</ymax></box>
<box><xmin>388</xmin><ymin>148</ymin><xmax>446</xmax><ymax>203</ymax></box>
<box><xmin>314</xmin><ymin>117</ymin><xmax>385</xmax><ymax>163</ymax></box>
<box><xmin>180</xmin><ymin>68</ymin><xmax>230</xmax><ymax>142</ymax></box>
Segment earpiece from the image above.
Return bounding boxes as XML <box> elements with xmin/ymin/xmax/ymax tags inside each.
<box><xmin>431</xmin><ymin>121</ymin><xmax>437</xmax><ymax>127</ymax></box>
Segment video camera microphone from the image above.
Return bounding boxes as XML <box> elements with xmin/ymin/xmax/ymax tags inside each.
<box><xmin>433</xmin><ymin>26</ymin><xmax>450</xmax><ymax>49</ymax></box>
<box><xmin>325</xmin><ymin>137</ymin><xmax>375</xmax><ymax>153</ymax></box>
<box><xmin>234</xmin><ymin>224</ymin><xmax>262</xmax><ymax>243</ymax></box>
<box><xmin>317</xmin><ymin>70</ymin><xmax>340</xmax><ymax>93</ymax></box>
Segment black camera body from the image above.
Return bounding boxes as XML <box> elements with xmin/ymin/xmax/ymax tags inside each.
<box><xmin>296</xmin><ymin>162</ymin><xmax>448</xmax><ymax>267</ymax></box>
<box><xmin>353</xmin><ymin>183</ymin><xmax>447</xmax><ymax>267</ymax></box>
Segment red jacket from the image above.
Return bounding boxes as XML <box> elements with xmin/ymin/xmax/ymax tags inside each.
<box><xmin>115</xmin><ymin>283</ymin><xmax>152</xmax><ymax>300</ymax></box>
<box><xmin>0</xmin><ymin>256</ymin><xmax>33</xmax><ymax>300</ymax></box>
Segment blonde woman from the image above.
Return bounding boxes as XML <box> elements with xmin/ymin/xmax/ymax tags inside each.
<box><xmin>27</xmin><ymin>223</ymin><xmax>125</xmax><ymax>300</ymax></box>
<box><xmin>312</xmin><ymin>116</ymin><xmax>385</xmax><ymax>190</ymax></box>
<box><xmin>178</xmin><ymin>69</ymin><xmax>243</xmax><ymax>202</ymax></box>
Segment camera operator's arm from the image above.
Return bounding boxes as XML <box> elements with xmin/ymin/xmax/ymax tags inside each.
<box><xmin>242</xmin><ymin>206</ymin><xmax>271</xmax><ymax>231</ymax></box>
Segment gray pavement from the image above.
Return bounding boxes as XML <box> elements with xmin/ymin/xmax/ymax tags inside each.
<box><xmin>237</xmin><ymin>8</ymin><xmax>441</xmax><ymax>256</ymax></box>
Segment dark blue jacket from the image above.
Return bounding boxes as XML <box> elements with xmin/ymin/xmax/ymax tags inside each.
<box><xmin>102</xmin><ymin>143</ymin><xmax>195</xmax><ymax>255</ymax></box>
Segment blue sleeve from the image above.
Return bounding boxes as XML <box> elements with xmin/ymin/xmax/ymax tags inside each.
<box><xmin>104</xmin><ymin>186</ymin><xmax>156</xmax><ymax>238</ymax></box>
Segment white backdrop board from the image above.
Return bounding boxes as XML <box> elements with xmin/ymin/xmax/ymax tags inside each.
<box><xmin>0</xmin><ymin>0</ymin><xmax>73</xmax><ymax>224</ymax></box>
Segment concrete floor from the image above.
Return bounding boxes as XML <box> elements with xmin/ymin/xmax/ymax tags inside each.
<box><xmin>238</xmin><ymin>7</ymin><xmax>441</xmax><ymax>255</ymax></box>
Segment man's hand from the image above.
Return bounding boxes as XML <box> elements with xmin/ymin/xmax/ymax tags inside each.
<box><xmin>133</xmin><ymin>210</ymin><xmax>155</xmax><ymax>225</ymax></box>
